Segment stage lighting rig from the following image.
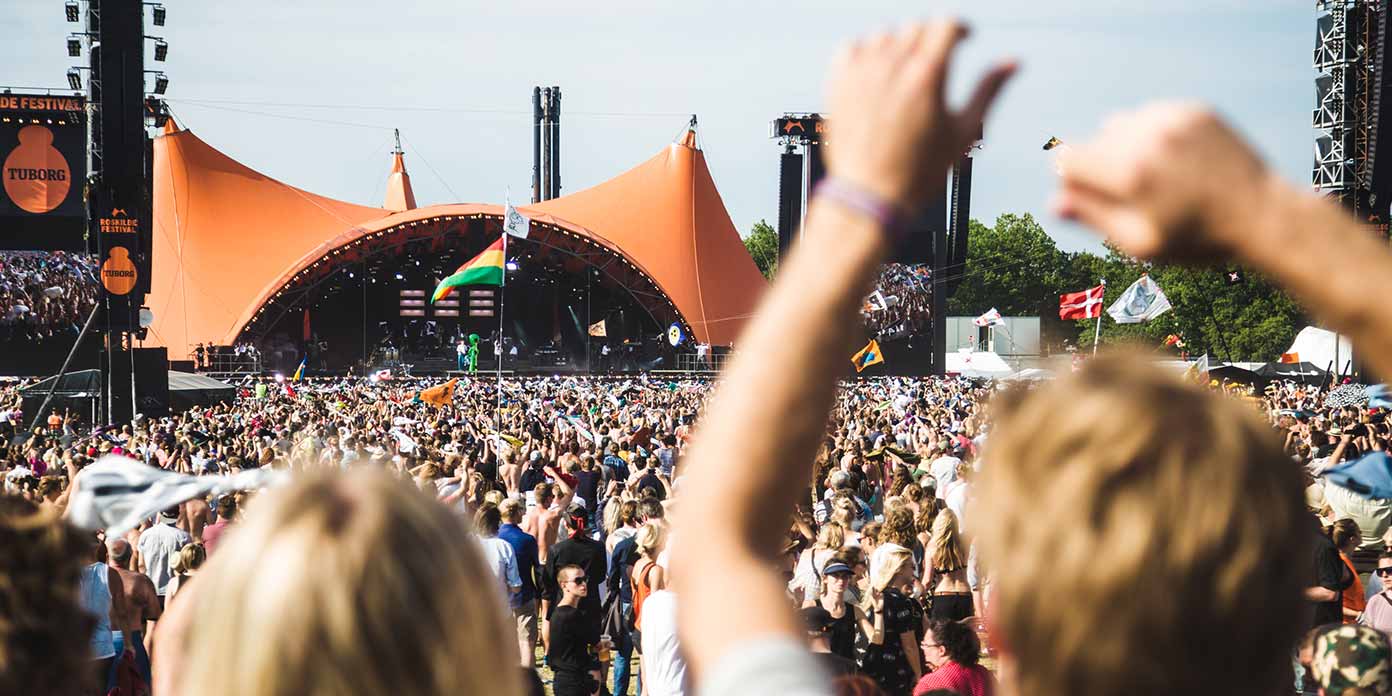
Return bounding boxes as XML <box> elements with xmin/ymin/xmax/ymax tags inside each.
<box><xmin>153</xmin><ymin>39</ymin><xmax>167</xmax><ymax>62</ymax></box>
<box><xmin>67</xmin><ymin>35</ymin><xmax>83</xmax><ymax>57</ymax></box>
<box><xmin>152</xmin><ymin>73</ymin><xmax>168</xmax><ymax>94</ymax></box>
<box><xmin>65</xmin><ymin>1</ymin><xmax>80</xmax><ymax>22</ymax></box>
<box><xmin>67</xmin><ymin>69</ymin><xmax>82</xmax><ymax>90</ymax></box>
<box><xmin>150</xmin><ymin>4</ymin><xmax>166</xmax><ymax>26</ymax></box>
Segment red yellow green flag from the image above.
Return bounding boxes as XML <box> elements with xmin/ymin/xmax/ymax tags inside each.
<box><xmin>432</xmin><ymin>237</ymin><xmax>504</xmax><ymax>303</ymax></box>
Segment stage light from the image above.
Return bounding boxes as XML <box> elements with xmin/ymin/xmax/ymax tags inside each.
<box><xmin>65</xmin><ymin>1</ymin><xmax>80</xmax><ymax>22</ymax></box>
<box><xmin>67</xmin><ymin>69</ymin><xmax>82</xmax><ymax>90</ymax></box>
<box><xmin>152</xmin><ymin>4</ymin><xmax>166</xmax><ymax>26</ymax></box>
<box><xmin>394</xmin><ymin>273</ymin><xmax>403</xmax><ymax>280</ymax></box>
<box><xmin>153</xmin><ymin>73</ymin><xmax>168</xmax><ymax>94</ymax></box>
<box><xmin>506</xmin><ymin>260</ymin><xmax>519</xmax><ymax>271</ymax></box>
<box><xmin>67</xmin><ymin>36</ymin><xmax>82</xmax><ymax>56</ymax></box>
<box><xmin>154</xmin><ymin>40</ymin><xmax>168</xmax><ymax>61</ymax></box>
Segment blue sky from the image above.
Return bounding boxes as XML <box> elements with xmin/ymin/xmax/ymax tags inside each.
<box><xmin>3</xmin><ymin>0</ymin><xmax>1313</xmax><ymax>252</ymax></box>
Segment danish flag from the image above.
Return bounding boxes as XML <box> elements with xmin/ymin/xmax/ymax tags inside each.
<box><xmin>1059</xmin><ymin>283</ymin><xmax>1105</xmax><ymax>320</ymax></box>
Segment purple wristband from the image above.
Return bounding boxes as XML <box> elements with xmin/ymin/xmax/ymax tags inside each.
<box><xmin>812</xmin><ymin>177</ymin><xmax>912</xmax><ymax>242</ymax></box>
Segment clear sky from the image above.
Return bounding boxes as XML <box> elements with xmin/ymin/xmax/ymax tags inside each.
<box><xmin>3</xmin><ymin>0</ymin><xmax>1313</xmax><ymax>252</ymax></box>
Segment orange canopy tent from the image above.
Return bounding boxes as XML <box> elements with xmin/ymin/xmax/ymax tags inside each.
<box><xmin>149</xmin><ymin>120</ymin><xmax>765</xmax><ymax>359</ymax></box>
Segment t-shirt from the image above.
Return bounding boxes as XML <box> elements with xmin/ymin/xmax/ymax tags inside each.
<box><xmin>498</xmin><ymin>523</ymin><xmax>540</xmax><ymax>608</ymax></box>
<box><xmin>548</xmin><ymin>604</ymin><xmax>599</xmax><ymax>676</ymax></box>
<box><xmin>912</xmin><ymin>661</ymin><xmax>996</xmax><ymax>696</ymax></box>
<box><xmin>202</xmin><ymin>518</ymin><xmax>231</xmax><ymax>554</ymax></box>
<box><xmin>698</xmin><ymin>636</ymin><xmax>830</xmax><ymax>696</ymax></box>
<box><xmin>1313</xmin><ymin>530</ymin><xmax>1352</xmax><ymax>628</ymax></box>
<box><xmin>815</xmin><ymin>651</ymin><xmax>857</xmax><ymax>678</ymax></box>
<box><xmin>574</xmin><ymin>470</ymin><xmax>601</xmax><ymax>510</ymax></box>
<box><xmin>636</xmin><ymin>471</ymin><xmax>665</xmax><ymax>500</ymax></box>
<box><xmin>639</xmin><ymin>591</ymin><xmax>690</xmax><ymax>696</ymax></box>
<box><xmin>138</xmin><ymin>522</ymin><xmax>191</xmax><ymax>596</ymax></box>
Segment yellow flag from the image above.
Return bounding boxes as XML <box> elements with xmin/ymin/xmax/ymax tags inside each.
<box><xmin>851</xmin><ymin>339</ymin><xmax>884</xmax><ymax>373</ymax></box>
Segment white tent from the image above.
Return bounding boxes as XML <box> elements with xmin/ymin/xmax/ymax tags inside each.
<box><xmin>1002</xmin><ymin>367</ymin><xmax>1054</xmax><ymax>382</ymax></box>
<box><xmin>945</xmin><ymin>350</ymin><xmax>1013</xmax><ymax>378</ymax></box>
<box><xmin>1285</xmin><ymin>326</ymin><xmax>1354</xmax><ymax>373</ymax></box>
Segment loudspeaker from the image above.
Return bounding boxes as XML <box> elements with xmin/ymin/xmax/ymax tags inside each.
<box><xmin>134</xmin><ymin>347</ymin><xmax>169</xmax><ymax>417</ymax></box>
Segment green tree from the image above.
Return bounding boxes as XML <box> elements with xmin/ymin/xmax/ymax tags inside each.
<box><xmin>944</xmin><ymin>213</ymin><xmax>1076</xmax><ymax>351</ymax></box>
<box><xmin>1068</xmin><ymin>244</ymin><xmax>1303</xmax><ymax>361</ymax></box>
<box><xmin>744</xmin><ymin>220</ymin><xmax>778</xmax><ymax>280</ymax></box>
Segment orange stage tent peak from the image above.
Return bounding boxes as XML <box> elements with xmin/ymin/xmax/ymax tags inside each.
<box><xmin>529</xmin><ymin>122</ymin><xmax>765</xmax><ymax>346</ymax></box>
<box><xmin>148</xmin><ymin>119</ymin><xmax>765</xmax><ymax>359</ymax></box>
<box><xmin>383</xmin><ymin>130</ymin><xmax>417</xmax><ymax>212</ymax></box>
<box><xmin>150</xmin><ymin>120</ymin><xmax>390</xmax><ymax>359</ymax></box>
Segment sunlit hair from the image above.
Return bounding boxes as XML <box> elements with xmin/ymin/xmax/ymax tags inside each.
<box><xmin>1332</xmin><ymin>518</ymin><xmax>1361</xmax><ymax>551</ymax></box>
<box><xmin>929</xmin><ymin>509</ymin><xmax>966</xmax><ymax>572</ymax></box>
<box><xmin>176</xmin><ymin>468</ymin><xmax>523</xmax><ymax>696</ymax></box>
<box><xmin>975</xmin><ymin>355</ymin><xmax>1308</xmax><ymax>696</ymax></box>
<box><xmin>0</xmin><ymin>496</ymin><xmax>91</xmax><ymax>695</ymax></box>
<box><xmin>817</xmin><ymin>521</ymin><xmax>846</xmax><ymax>551</ymax></box>
<box><xmin>879</xmin><ymin>508</ymin><xmax>917</xmax><ymax>549</ymax></box>
<box><xmin>634</xmin><ymin>520</ymin><xmax>668</xmax><ymax>559</ymax></box>
<box><xmin>868</xmin><ymin>546</ymin><xmax>912</xmax><ymax>598</ymax></box>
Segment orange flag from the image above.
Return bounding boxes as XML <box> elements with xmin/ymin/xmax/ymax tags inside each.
<box><xmin>417</xmin><ymin>378</ymin><xmax>458</xmax><ymax>406</ymax></box>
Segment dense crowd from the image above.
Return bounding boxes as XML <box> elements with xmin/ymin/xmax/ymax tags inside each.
<box><xmin>0</xmin><ymin>251</ymin><xmax>98</xmax><ymax>342</ymax></box>
<box><xmin>12</xmin><ymin>17</ymin><xmax>1392</xmax><ymax>696</ymax></box>
<box><xmin>862</xmin><ymin>264</ymin><xmax>933</xmax><ymax>342</ymax></box>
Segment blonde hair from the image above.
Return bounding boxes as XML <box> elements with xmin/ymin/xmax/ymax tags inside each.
<box><xmin>634</xmin><ymin>520</ymin><xmax>668</xmax><ymax>558</ymax></box>
<box><xmin>176</xmin><ymin>468</ymin><xmax>523</xmax><ymax>696</ymax></box>
<box><xmin>928</xmin><ymin>509</ymin><xmax>966</xmax><ymax>572</ymax></box>
<box><xmin>817</xmin><ymin>521</ymin><xmax>846</xmax><ymax>551</ymax></box>
<box><xmin>879</xmin><ymin>508</ymin><xmax>917</xmax><ymax>549</ymax></box>
<box><xmin>975</xmin><ymin>356</ymin><xmax>1308</xmax><ymax>696</ymax></box>
<box><xmin>863</xmin><ymin>546</ymin><xmax>912</xmax><ymax>612</ymax></box>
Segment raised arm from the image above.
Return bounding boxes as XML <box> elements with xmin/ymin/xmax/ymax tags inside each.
<box><xmin>671</xmin><ymin>20</ymin><xmax>1014</xmax><ymax>682</ymax></box>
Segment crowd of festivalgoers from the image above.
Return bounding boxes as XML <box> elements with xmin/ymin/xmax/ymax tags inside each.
<box><xmin>0</xmin><ymin>251</ymin><xmax>98</xmax><ymax>342</ymax></box>
<box><xmin>13</xmin><ymin>17</ymin><xmax>1392</xmax><ymax>696</ymax></box>
<box><xmin>861</xmin><ymin>263</ymin><xmax>934</xmax><ymax>342</ymax></box>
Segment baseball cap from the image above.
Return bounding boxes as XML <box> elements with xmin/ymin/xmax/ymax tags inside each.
<box><xmin>822</xmin><ymin>561</ymin><xmax>854</xmax><ymax>576</ymax></box>
<box><xmin>1312</xmin><ymin>625</ymin><xmax>1392</xmax><ymax>695</ymax></box>
<box><xmin>802</xmin><ymin>607</ymin><xmax>835</xmax><ymax>633</ymax></box>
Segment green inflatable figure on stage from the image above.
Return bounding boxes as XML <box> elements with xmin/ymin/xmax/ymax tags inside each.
<box><xmin>465</xmin><ymin>333</ymin><xmax>480</xmax><ymax>374</ymax></box>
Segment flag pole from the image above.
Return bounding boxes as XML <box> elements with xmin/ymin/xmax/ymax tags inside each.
<box><xmin>496</xmin><ymin>198</ymin><xmax>508</xmax><ymax>424</ymax></box>
<box><xmin>1092</xmin><ymin>278</ymin><xmax>1105</xmax><ymax>356</ymax></box>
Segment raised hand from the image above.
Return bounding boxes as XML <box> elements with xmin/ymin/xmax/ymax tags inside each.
<box><xmin>1052</xmin><ymin>103</ymin><xmax>1275</xmax><ymax>262</ymax></box>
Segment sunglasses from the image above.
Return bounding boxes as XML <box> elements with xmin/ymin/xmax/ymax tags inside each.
<box><xmin>1377</xmin><ymin>568</ymin><xmax>1392</xmax><ymax>577</ymax></box>
<box><xmin>570</xmin><ymin>576</ymin><xmax>587</xmax><ymax>584</ymax></box>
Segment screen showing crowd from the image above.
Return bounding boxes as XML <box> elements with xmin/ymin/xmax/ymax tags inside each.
<box><xmin>0</xmin><ymin>250</ymin><xmax>98</xmax><ymax>342</ymax></box>
<box><xmin>861</xmin><ymin>262</ymin><xmax>932</xmax><ymax>341</ymax></box>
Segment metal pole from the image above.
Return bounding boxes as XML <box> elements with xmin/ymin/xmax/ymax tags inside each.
<box><xmin>1092</xmin><ymin>279</ymin><xmax>1105</xmax><ymax>357</ymax></box>
<box><xmin>129</xmin><ymin>335</ymin><xmax>137</xmax><ymax>419</ymax></box>
<box><xmin>495</xmin><ymin>230</ymin><xmax>507</xmax><ymax>433</ymax></box>
<box><xmin>29</xmin><ymin>301</ymin><xmax>101</xmax><ymax>431</ymax></box>
<box><xmin>532</xmin><ymin>87</ymin><xmax>542</xmax><ymax>204</ymax></box>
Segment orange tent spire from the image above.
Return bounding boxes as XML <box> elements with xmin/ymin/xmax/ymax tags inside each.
<box><xmin>678</xmin><ymin>114</ymin><xmax>698</xmax><ymax>149</ymax></box>
<box><xmin>384</xmin><ymin>129</ymin><xmax>417</xmax><ymax>212</ymax></box>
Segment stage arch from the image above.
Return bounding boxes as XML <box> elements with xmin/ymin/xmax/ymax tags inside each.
<box><xmin>150</xmin><ymin>121</ymin><xmax>765</xmax><ymax>362</ymax></box>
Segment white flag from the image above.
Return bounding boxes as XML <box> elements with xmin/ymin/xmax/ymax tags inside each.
<box><xmin>1107</xmin><ymin>275</ymin><xmax>1172</xmax><ymax>324</ymax></box>
<box><xmin>973</xmin><ymin>308</ymin><xmax>1004</xmax><ymax>327</ymax></box>
<box><xmin>503</xmin><ymin>200</ymin><xmax>531</xmax><ymax>239</ymax></box>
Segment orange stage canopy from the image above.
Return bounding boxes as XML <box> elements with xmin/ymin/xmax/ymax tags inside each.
<box><xmin>149</xmin><ymin>121</ymin><xmax>764</xmax><ymax>359</ymax></box>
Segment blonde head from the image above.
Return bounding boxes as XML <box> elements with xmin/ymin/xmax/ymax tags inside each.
<box><xmin>817</xmin><ymin>521</ymin><xmax>846</xmax><ymax>551</ymax></box>
<box><xmin>975</xmin><ymin>356</ymin><xmax>1308</xmax><ymax>696</ymax></box>
<box><xmin>928</xmin><ymin>508</ymin><xmax>965</xmax><ymax>572</ymax></box>
<box><xmin>176</xmin><ymin>468</ymin><xmax>522</xmax><ymax>696</ymax></box>
<box><xmin>870</xmin><ymin>545</ymin><xmax>912</xmax><ymax>595</ymax></box>
<box><xmin>634</xmin><ymin>520</ymin><xmax>669</xmax><ymax>559</ymax></box>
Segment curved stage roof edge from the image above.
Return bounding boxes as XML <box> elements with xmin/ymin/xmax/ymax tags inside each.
<box><xmin>150</xmin><ymin>121</ymin><xmax>765</xmax><ymax>360</ymax></box>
